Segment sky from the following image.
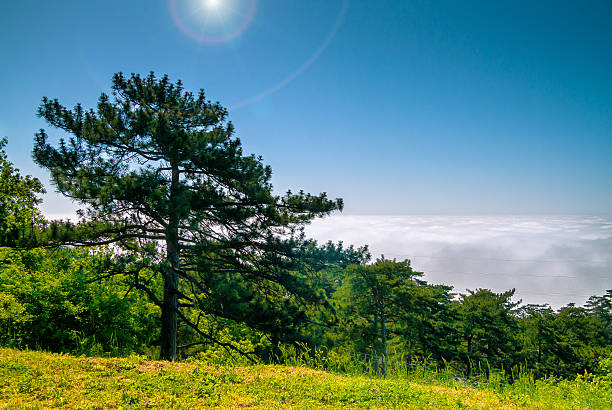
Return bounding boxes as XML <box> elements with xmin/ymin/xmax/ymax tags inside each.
<box><xmin>1</xmin><ymin>0</ymin><xmax>611</xmax><ymax>215</ymax></box>
<box><xmin>1</xmin><ymin>1</ymin><xmax>611</xmax><ymax>305</ymax></box>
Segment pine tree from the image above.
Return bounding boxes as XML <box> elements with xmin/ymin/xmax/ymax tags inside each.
<box><xmin>339</xmin><ymin>257</ymin><xmax>422</xmax><ymax>375</ymax></box>
<box><xmin>338</xmin><ymin>257</ymin><xmax>456</xmax><ymax>374</ymax></box>
<box><xmin>33</xmin><ymin>72</ymin><xmax>343</xmax><ymax>360</ymax></box>
<box><xmin>459</xmin><ymin>288</ymin><xmax>520</xmax><ymax>377</ymax></box>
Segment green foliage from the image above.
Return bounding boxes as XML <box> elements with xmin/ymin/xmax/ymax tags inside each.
<box><xmin>0</xmin><ymin>248</ymin><xmax>158</xmax><ymax>356</ymax></box>
<box><xmin>0</xmin><ymin>138</ymin><xmax>45</xmax><ymax>247</ymax></box>
<box><xmin>458</xmin><ymin>288</ymin><xmax>521</xmax><ymax>376</ymax></box>
<box><xmin>330</xmin><ymin>258</ymin><xmax>609</xmax><ymax>381</ymax></box>
<box><xmin>180</xmin><ymin>314</ymin><xmax>273</xmax><ymax>365</ymax></box>
<box><xmin>334</xmin><ymin>257</ymin><xmax>458</xmax><ymax>374</ymax></box>
<box><xmin>519</xmin><ymin>293</ymin><xmax>612</xmax><ymax>378</ymax></box>
<box><xmin>32</xmin><ymin>71</ymin><xmax>346</xmax><ymax>360</ymax></box>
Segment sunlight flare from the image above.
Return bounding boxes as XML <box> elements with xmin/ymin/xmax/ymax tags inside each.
<box><xmin>203</xmin><ymin>0</ymin><xmax>220</xmax><ymax>10</ymax></box>
<box><xmin>169</xmin><ymin>0</ymin><xmax>256</xmax><ymax>44</ymax></box>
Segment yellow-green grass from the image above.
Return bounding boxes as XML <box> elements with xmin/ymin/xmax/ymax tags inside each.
<box><xmin>0</xmin><ymin>348</ymin><xmax>609</xmax><ymax>409</ymax></box>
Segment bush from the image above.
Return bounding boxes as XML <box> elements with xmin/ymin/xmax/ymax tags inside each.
<box><xmin>0</xmin><ymin>247</ymin><xmax>158</xmax><ymax>356</ymax></box>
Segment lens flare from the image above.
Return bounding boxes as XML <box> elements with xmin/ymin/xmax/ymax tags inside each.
<box><xmin>169</xmin><ymin>0</ymin><xmax>256</xmax><ymax>44</ymax></box>
<box><xmin>204</xmin><ymin>0</ymin><xmax>219</xmax><ymax>9</ymax></box>
<box><xmin>169</xmin><ymin>0</ymin><xmax>348</xmax><ymax>110</ymax></box>
<box><xmin>230</xmin><ymin>0</ymin><xmax>348</xmax><ymax>110</ymax></box>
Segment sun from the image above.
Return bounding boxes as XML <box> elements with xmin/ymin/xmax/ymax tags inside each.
<box><xmin>203</xmin><ymin>0</ymin><xmax>220</xmax><ymax>9</ymax></box>
<box><xmin>170</xmin><ymin>0</ymin><xmax>257</xmax><ymax>44</ymax></box>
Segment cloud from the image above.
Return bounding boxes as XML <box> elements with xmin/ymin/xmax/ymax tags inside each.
<box><xmin>305</xmin><ymin>215</ymin><xmax>612</xmax><ymax>309</ymax></box>
<box><xmin>44</xmin><ymin>213</ymin><xmax>80</xmax><ymax>222</ymax></box>
<box><xmin>43</xmin><ymin>211</ymin><xmax>611</xmax><ymax>309</ymax></box>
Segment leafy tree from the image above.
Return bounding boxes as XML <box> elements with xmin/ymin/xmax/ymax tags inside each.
<box><xmin>0</xmin><ymin>247</ymin><xmax>158</xmax><ymax>354</ymax></box>
<box><xmin>0</xmin><ymin>138</ymin><xmax>45</xmax><ymax>247</ymax></box>
<box><xmin>33</xmin><ymin>72</ymin><xmax>343</xmax><ymax>360</ymax></box>
<box><xmin>517</xmin><ymin>303</ymin><xmax>556</xmax><ymax>375</ymax></box>
<box><xmin>458</xmin><ymin>288</ymin><xmax>520</xmax><ymax>377</ymax></box>
<box><xmin>513</xmin><ymin>293</ymin><xmax>612</xmax><ymax>379</ymax></box>
<box><xmin>336</xmin><ymin>257</ymin><xmax>456</xmax><ymax>374</ymax></box>
<box><xmin>391</xmin><ymin>281</ymin><xmax>458</xmax><ymax>364</ymax></box>
<box><xmin>543</xmin><ymin>298</ymin><xmax>612</xmax><ymax>377</ymax></box>
<box><xmin>337</xmin><ymin>258</ymin><xmax>418</xmax><ymax>375</ymax></box>
<box><xmin>585</xmin><ymin>290</ymin><xmax>612</xmax><ymax>346</ymax></box>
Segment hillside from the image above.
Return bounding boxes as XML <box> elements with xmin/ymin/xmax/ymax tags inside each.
<box><xmin>1</xmin><ymin>348</ymin><xmax>610</xmax><ymax>409</ymax></box>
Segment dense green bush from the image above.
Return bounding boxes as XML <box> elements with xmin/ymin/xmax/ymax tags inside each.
<box><xmin>0</xmin><ymin>247</ymin><xmax>158</xmax><ymax>356</ymax></box>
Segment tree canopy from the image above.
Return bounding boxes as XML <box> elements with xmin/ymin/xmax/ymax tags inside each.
<box><xmin>0</xmin><ymin>138</ymin><xmax>45</xmax><ymax>247</ymax></box>
<box><xmin>33</xmin><ymin>72</ymin><xmax>346</xmax><ymax>360</ymax></box>
<box><xmin>459</xmin><ymin>288</ymin><xmax>520</xmax><ymax>376</ymax></box>
<box><xmin>337</xmin><ymin>257</ymin><xmax>457</xmax><ymax>375</ymax></box>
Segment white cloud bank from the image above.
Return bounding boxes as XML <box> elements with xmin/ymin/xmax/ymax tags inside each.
<box><xmin>44</xmin><ymin>212</ymin><xmax>611</xmax><ymax>309</ymax></box>
<box><xmin>305</xmin><ymin>215</ymin><xmax>612</xmax><ymax>309</ymax></box>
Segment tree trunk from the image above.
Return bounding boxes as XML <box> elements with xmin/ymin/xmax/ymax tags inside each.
<box><xmin>466</xmin><ymin>335</ymin><xmax>473</xmax><ymax>378</ymax></box>
<box><xmin>381</xmin><ymin>305</ymin><xmax>387</xmax><ymax>377</ymax></box>
<box><xmin>373</xmin><ymin>311</ymin><xmax>379</xmax><ymax>375</ymax></box>
<box><xmin>160</xmin><ymin>165</ymin><xmax>180</xmax><ymax>361</ymax></box>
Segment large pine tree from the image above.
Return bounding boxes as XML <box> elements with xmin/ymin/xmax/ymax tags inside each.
<box><xmin>33</xmin><ymin>72</ymin><xmax>343</xmax><ymax>360</ymax></box>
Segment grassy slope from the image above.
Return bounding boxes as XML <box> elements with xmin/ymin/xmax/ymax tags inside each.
<box><xmin>0</xmin><ymin>348</ymin><xmax>609</xmax><ymax>409</ymax></box>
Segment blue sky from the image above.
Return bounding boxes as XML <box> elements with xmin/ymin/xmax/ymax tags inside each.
<box><xmin>1</xmin><ymin>0</ymin><xmax>611</xmax><ymax>215</ymax></box>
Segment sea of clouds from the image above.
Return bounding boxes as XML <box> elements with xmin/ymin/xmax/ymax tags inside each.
<box><xmin>46</xmin><ymin>211</ymin><xmax>611</xmax><ymax>309</ymax></box>
<box><xmin>305</xmin><ymin>215</ymin><xmax>612</xmax><ymax>309</ymax></box>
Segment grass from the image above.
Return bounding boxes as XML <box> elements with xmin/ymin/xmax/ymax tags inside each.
<box><xmin>0</xmin><ymin>348</ymin><xmax>610</xmax><ymax>409</ymax></box>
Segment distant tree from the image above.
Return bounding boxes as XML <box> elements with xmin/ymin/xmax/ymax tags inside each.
<box><xmin>392</xmin><ymin>280</ymin><xmax>458</xmax><ymax>364</ymax></box>
<box><xmin>500</xmin><ymin>292</ymin><xmax>612</xmax><ymax>379</ymax></box>
<box><xmin>517</xmin><ymin>304</ymin><xmax>556</xmax><ymax>375</ymax></box>
<box><xmin>458</xmin><ymin>288</ymin><xmax>520</xmax><ymax>377</ymax></box>
<box><xmin>0</xmin><ymin>138</ymin><xmax>45</xmax><ymax>247</ymax></box>
<box><xmin>545</xmin><ymin>296</ymin><xmax>612</xmax><ymax>377</ymax></box>
<box><xmin>33</xmin><ymin>72</ymin><xmax>343</xmax><ymax>360</ymax></box>
<box><xmin>585</xmin><ymin>290</ymin><xmax>612</xmax><ymax>346</ymax></box>
<box><xmin>337</xmin><ymin>258</ymin><xmax>412</xmax><ymax>375</ymax></box>
<box><xmin>336</xmin><ymin>257</ymin><xmax>456</xmax><ymax>374</ymax></box>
